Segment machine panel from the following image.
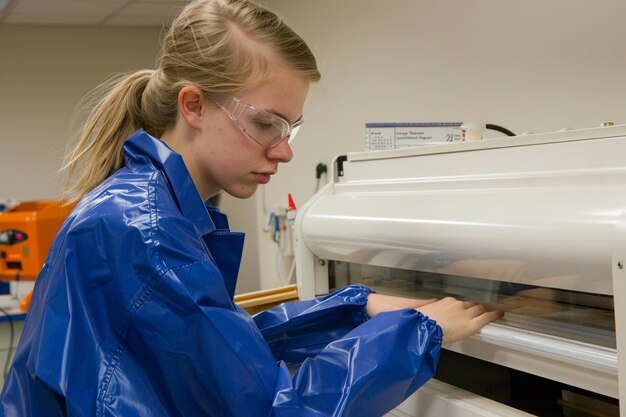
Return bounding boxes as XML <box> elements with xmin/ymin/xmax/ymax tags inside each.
<box><xmin>295</xmin><ymin>125</ymin><xmax>626</xmax><ymax>415</ymax></box>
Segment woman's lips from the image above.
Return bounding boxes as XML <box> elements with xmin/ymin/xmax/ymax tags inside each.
<box><xmin>254</xmin><ymin>172</ymin><xmax>272</xmax><ymax>184</ymax></box>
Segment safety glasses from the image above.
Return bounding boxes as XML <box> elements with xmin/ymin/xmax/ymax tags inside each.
<box><xmin>213</xmin><ymin>96</ymin><xmax>303</xmax><ymax>149</ymax></box>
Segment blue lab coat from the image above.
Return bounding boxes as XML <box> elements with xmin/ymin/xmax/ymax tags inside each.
<box><xmin>0</xmin><ymin>130</ymin><xmax>442</xmax><ymax>417</ymax></box>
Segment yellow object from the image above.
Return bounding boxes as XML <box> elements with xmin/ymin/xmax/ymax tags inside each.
<box><xmin>0</xmin><ymin>200</ymin><xmax>75</xmax><ymax>281</ymax></box>
<box><xmin>234</xmin><ymin>284</ymin><xmax>299</xmax><ymax>315</ymax></box>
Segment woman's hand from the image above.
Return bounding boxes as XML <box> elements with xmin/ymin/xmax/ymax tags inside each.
<box><xmin>417</xmin><ymin>297</ymin><xmax>503</xmax><ymax>344</ymax></box>
<box><xmin>366</xmin><ymin>293</ymin><xmax>503</xmax><ymax>344</ymax></box>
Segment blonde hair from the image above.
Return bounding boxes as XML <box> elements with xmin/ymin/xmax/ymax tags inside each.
<box><xmin>63</xmin><ymin>0</ymin><xmax>320</xmax><ymax>201</ymax></box>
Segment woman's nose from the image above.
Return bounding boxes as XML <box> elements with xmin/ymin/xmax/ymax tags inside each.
<box><xmin>266</xmin><ymin>137</ymin><xmax>293</xmax><ymax>163</ymax></box>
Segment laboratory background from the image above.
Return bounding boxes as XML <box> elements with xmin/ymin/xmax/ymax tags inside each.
<box><xmin>1</xmin><ymin>0</ymin><xmax>626</xmax><ymax>415</ymax></box>
<box><xmin>3</xmin><ymin>0</ymin><xmax>625</xmax><ymax>294</ymax></box>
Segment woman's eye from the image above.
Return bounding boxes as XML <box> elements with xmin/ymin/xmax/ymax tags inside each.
<box><xmin>252</xmin><ymin>120</ymin><xmax>273</xmax><ymax>131</ymax></box>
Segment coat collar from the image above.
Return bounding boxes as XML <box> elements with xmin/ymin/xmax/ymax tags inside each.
<box><xmin>123</xmin><ymin>129</ymin><xmax>216</xmax><ymax>236</ymax></box>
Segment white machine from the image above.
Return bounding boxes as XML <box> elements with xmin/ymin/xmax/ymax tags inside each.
<box><xmin>294</xmin><ymin>124</ymin><xmax>626</xmax><ymax>416</ymax></box>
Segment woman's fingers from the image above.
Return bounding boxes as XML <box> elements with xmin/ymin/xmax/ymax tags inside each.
<box><xmin>417</xmin><ymin>297</ymin><xmax>503</xmax><ymax>344</ymax></box>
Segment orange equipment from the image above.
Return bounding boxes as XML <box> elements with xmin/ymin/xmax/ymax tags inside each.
<box><xmin>0</xmin><ymin>200</ymin><xmax>75</xmax><ymax>281</ymax></box>
<box><xmin>20</xmin><ymin>289</ymin><xmax>32</xmax><ymax>312</ymax></box>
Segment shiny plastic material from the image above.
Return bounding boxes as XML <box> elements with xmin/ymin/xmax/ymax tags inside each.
<box><xmin>0</xmin><ymin>130</ymin><xmax>442</xmax><ymax>417</ymax></box>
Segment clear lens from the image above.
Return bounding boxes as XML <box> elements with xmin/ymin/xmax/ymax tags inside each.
<box><xmin>287</xmin><ymin>121</ymin><xmax>303</xmax><ymax>144</ymax></box>
<box><xmin>218</xmin><ymin>96</ymin><xmax>303</xmax><ymax>148</ymax></box>
<box><xmin>239</xmin><ymin>111</ymin><xmax>288</xmax><ymax>147</ymax></box>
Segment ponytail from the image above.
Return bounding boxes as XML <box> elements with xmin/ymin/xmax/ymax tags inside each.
<box><xmin>62</xmin><ymin>70</ymin><xmax>153</xmax><ymax>202</ymax></box>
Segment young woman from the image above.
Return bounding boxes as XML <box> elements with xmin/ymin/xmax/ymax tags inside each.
<box><xmin>0</xmin><ymin>1</ymin><xmax>501</xmax><ymax>416</ymax></box>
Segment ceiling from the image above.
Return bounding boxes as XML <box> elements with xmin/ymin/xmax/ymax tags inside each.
<box><xmin>0</xmin><ymin>0</ymin><xmax>191</xmax><ymax>27</ymax></box>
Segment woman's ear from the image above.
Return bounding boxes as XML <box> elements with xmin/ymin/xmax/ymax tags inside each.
<box><xmin>178</xmin><ymin>85</ymin><xmax>204</xmax><ymax>130</ymax></box>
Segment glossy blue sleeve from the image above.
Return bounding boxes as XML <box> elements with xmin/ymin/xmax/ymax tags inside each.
<box><xmin>119</xmin><ymin>263</ymin><xmax>443</xmax><ymax>417</ymax></box>
<box><xmin>253</xmin><ymin>285</ymin><xmax>374</xmax><ymax>363</ymax></box>
<box><xmin>273</xmin><ymin>308</ymin><xmax>443</xmax><ymax>417</ymax></box>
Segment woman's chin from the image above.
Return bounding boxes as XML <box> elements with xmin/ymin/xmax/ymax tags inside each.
<box><xmin>226</xmin><ymin>185</ymin><xmax>258</xmax><ymax>199</ymax></box>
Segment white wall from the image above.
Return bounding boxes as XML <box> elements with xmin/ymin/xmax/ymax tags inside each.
<box><xmin>0</xmin><ymin>25</ymin><xmax>160</xmax><ymax>200</ymax></box>
<box><xmin>254</xmin><ymin>0</ymin><xmax>626</xmax><ymax>289</ymax></box>
<box><xmin>3</xmin><ymin>0</ymin><xmax>626</xmax><ymax>294</ymax></box>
